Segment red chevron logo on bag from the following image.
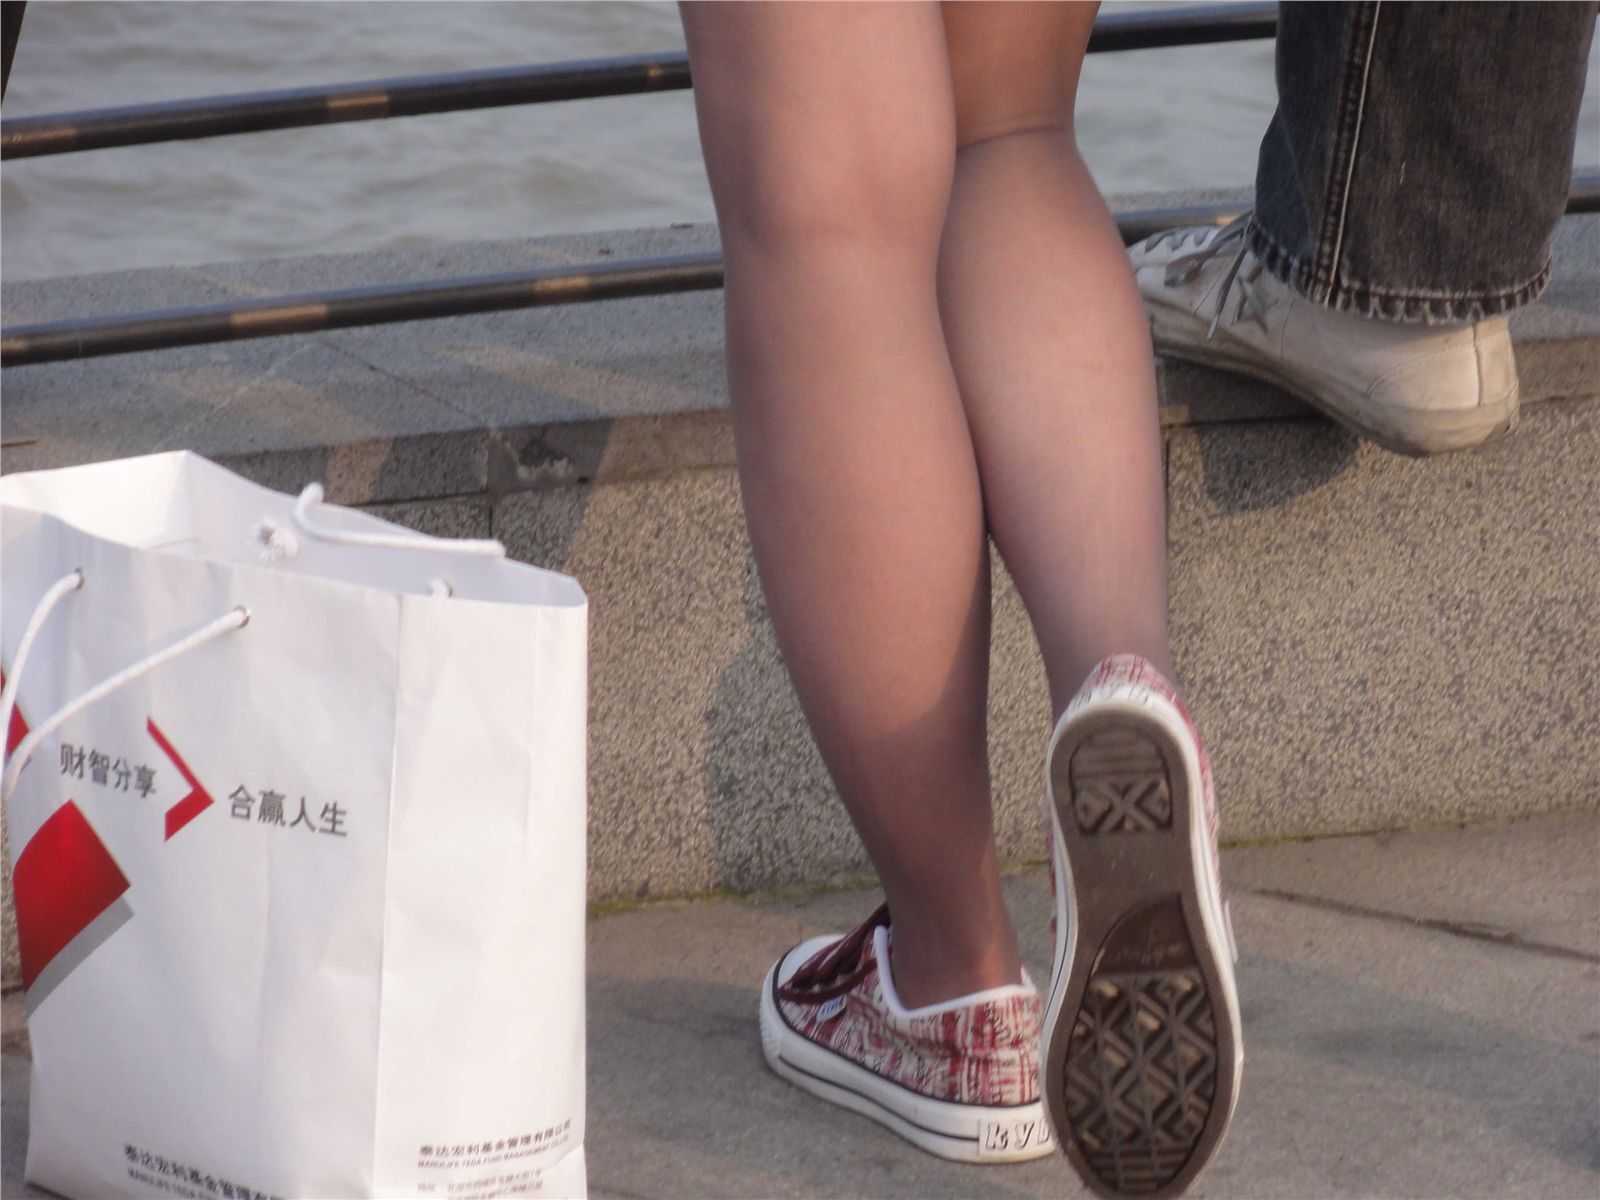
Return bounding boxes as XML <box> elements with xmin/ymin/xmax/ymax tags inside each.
<box><xmin>5</xmin><ymin>696</ymin><xmax>24</xmax><ymax>757</ymax></box>
<box><xmin>147</xmin><ymin>718</ymin><xmax>214</xmax><ymax>840</ymax></box>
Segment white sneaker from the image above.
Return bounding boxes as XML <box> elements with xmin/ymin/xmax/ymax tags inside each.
<box><xmin>1132</xmin><ymin>216</ymin><xmax>1519</xmax><ymax>456</ymax></box>
<box><xmin>759</xmin><ymin>903</ymin><xmax>1055</xmax><ymax>1164</ymax></box>
<box><xmin>1042</xmin><ymin>655</ymin><xmax>1243</xmax><ymax>1200</ymax></box>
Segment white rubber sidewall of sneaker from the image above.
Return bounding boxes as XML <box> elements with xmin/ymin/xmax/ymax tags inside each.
<box><xmin>757</xmin><ymin>963</ymin><xmax>1054</xmax><ymax>1164</ymax></box>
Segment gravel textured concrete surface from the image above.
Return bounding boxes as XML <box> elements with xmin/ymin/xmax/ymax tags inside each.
<box><xmin>1168</xmin><ymin>397</ymin><xmax>1600</xmax><ymax>844</ymax></box>
<box><xmin>487</xmin><ymin>394</ymin><xmax>1600</xmax><ymax>906</ymax></box>
<box><xmin>4</xmin><ymin>810</ymin><xmax>1596</xmax><ymax>1199</ymax></box>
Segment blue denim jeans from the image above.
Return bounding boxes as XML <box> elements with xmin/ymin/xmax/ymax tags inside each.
<box><xmin>1248</xmin><ymin>1</ymin><xmax>1598</xmax><ymax>323</ymax></box>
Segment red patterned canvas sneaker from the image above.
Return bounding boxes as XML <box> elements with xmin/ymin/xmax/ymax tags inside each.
<box><xmin>1042</xmin><ymin>654</ymin><xmax>1243</xmax><ymax>1199</ymax></box>
<box><xmin>759</xmin><ymin>903</ymin><xmax>1054</xmax><ymax>1164</ymax></box>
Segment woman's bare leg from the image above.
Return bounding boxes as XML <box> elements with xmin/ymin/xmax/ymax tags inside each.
<box><xmin>940</xmin><ymin>1</ymin><xmax>1173</xmax><ymax>715</ymax></box>
<box><xmin>679</xmin><ymin>1</ymin><xmax>1019</xmax><ymax>1006</ymax></box>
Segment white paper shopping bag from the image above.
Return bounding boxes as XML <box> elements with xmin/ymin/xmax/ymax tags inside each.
<box><xmin>1</xmin><ymin>451</ymin><xmax>588</xmax><ymax>1199</ymax></box>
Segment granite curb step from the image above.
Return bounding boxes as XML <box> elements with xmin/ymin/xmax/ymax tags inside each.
<box><xmin>2</xmin><ymin>199</ymin><xmax>1598</xmax><ymax>991</ymax></box>
<box><xmin>4</xmin><ymin>200</ymin><xmax>1596</xmax><ymax>505</ymax></box>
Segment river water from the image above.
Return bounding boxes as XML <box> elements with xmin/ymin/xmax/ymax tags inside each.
<box><xmin>2</xmin><ymin>1</ymin><xmax>1596</xmax><ymax>283</ymax></box>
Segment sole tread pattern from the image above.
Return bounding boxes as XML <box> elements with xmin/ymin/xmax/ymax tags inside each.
<box><xmin>1062</xmin><ymin>962</ymin><xmax>1217</xmax><ymax>1196</ymax></box>
<box><xmin>1069</xmin><ymin>730</ymin><xmax>1172</xmax><ymax>834</ymax></box>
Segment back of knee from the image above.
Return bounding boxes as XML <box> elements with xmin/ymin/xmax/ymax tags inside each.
<box><xmin>709</xmin><ymin>122</ymin><xmax>954</xmax><ymax>256</ymax></box>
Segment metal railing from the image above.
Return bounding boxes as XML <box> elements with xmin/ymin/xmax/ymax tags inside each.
<box><xmin>0</xmin><ymin>201</ymin><xmax>1282</xmax><ymax>367</ymax></box>
<box><xmin>0</xmin><ymin>4</ymin><xmax>1278</xmax><ymax>159</ymax></box>
<box><xmin>3</xmin><ymin>4</ymin><xmax>1594</xmax><ymax>370</ymax></box>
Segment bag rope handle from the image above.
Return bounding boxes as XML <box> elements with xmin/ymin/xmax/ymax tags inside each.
<box><xmin>291</xmin><ymin>483</ymin><xmax>506</xmax><ymax>559</ymax></box>
<box><xmin>1</xmin><ymin>568</ymin><xmax>248</xmax><ymax>803</ymax></box>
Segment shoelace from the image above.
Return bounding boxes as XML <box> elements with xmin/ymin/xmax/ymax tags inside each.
<box><xmin>1141</xmin><ymin>222</ymin><xmax>1224</xmax><ymax>254</ymax></box>
<box><xmin>775</xmin><ymin>902</ymin><xmax>891</xmax><ymax>1005</ymax></box>
<box><xmin>1147</xmin><ymin>212</ymin><xmax>1264</xmax><ymax>340</ymax></box>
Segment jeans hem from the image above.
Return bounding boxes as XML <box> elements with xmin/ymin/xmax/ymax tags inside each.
<box><xmin>1245</xmin><ymin>220</ymin><xmax>1553</xmax><ymax>325</ymax></box>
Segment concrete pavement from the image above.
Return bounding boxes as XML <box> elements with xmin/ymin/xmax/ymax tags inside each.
<box><xmin>4</xmin><ymin>809</ymin><xmax>1598</xmax><ymax>1198</ymax></box>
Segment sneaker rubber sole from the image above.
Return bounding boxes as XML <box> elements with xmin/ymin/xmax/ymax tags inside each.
<box><xmin>1043</xmin><ymin>700</ymin><xmax>1242</xmax><ymax>1199</ymax></box>
<box><xmin>758</xmin><ymin>953</ymin><xmax>1055</xmax><ymax>1165</ymax></box>
<box><xmin>1147</xmin><ymin>306</ymin><xmax>1518</xmax><ymax>457</ymax></box>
